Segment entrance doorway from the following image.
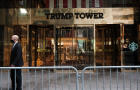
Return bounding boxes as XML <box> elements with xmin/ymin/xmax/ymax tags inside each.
<box><xmin>29</xmin><ymin>25</ymin><xmax>54</xmax><ymax>66</ymax></box>
<box><xmin>56</xmin><ymin>25</ymin><xmax>94</xmax><ymax>69</ymax></box>
<box><xmin>29</xmin><ymin>24</ymin><xmax>136</xmax><ymax>67</ymax></box>
<box><xmin>28</xmin><ymin>24</ymin><xmax>121</xmax><ymax>67</ymax></box>
<box><xmin>122</xmin><ymin>24</ymin><xmax>139</xmax><ymax>65</ymax></box>
<box><xmin>95</xmin><ymin>24</ymin><xmax>121</xmax><ymax>66</ymax></box>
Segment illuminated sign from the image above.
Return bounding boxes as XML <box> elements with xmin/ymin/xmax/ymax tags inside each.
<box><xmin>128</xmin><ymin>42</ymin><xmax>138</xmax><ymax>52</ymax></box>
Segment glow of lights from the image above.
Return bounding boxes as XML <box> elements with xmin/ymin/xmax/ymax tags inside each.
<box><xmin>20</xmin><ymin>8</ymin><xmax>27</xmax><ymax>15</ymax></box>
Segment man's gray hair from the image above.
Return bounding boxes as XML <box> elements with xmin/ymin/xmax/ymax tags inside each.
<box><xmin>12</xmin><ymin>35</ymin><xmax>19</xmax><ymax>40</ymax></box>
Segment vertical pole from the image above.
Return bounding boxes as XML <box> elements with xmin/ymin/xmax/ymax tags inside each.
<box><xmin>123</xmin><ymin>71</ymin><xmax>125</xmax><ymax>90</ymax></box>
<box><xmin>94</xmin><ymin>24</ymin><xmax>96</xmax><ymax>67</ymax></box>
<box><xmin>103</xmin><ymin>68</ymin><xmax>105</xmax><ymax>90</ymax></box>
<box><xmin>89</xmin><ymin>69</ymin><xmax>92</xmax><ymax>90</ymax></box>
<box><xmin>110</xmin><ymin>68</ymin><xmax>112</xmax><ymax>90</ymax></box>
<box><xmin>54</xmin><ymin>25</ymin><xmax>58</xmax><ymax>66</ymax></box>
<box><xmin>72</xmin><ymin>26</ymin><xmax>74</xmax><ymax>64</ymax></box>
<box><xmin>27</xmin><ymin>25</ymin><xmax>31</xmax><ymax>66</ymax></box>
<box><xmin>137</xmin><ymin>69</ymin><xmax>138</xmax><ymax>90</ymax></box>
<box><xmin>120</xmin><ymin>24</ymin><xmax>124</xmax><ymax>70</ymax></box>
<box><xmin>28</xmin><ymin>69</ymin><xmax>30</xmax><ymax>90</ymax></box>
<box><xmin>96</xmin><ymin>69</ymin><xmax>98</xmax><ymax>90</ymax></box>
<box><xmin>17</xmin><ymin>9</ymin><xmax>19</xmax><ymax>24</ymax></box>
<box><xmin>130</xmin><ymin>75</ymin><xmax>131</xmax><ymax>90</ymax></box>
<box><xmin>76</xmin><ymin>69</ymin><xmax>79</xmax><ymax>90</ymax></box>
<box><xmin>62</xmin><ymin>69</ymin><xmax>64</xmax><ymax>90</ymax></box>
<box><xmin>35</xmin><ymin>69</ymin><xmax>37</xmax><ymax>90</ymax></box>
<box><xmin>59</xmin><ymin>26</ymin><xmax>62</xmax><ymax>65</ymax></box>
<box><xmin>29</xmin><ymin>8</ymin><xmax>32</xmax><ymax>24</ymax></box>
<box><xmin>41</xmin><ymin>69</ymin><xmax>44</xmax><ymax>90</ymax></box>
<box><xmin>116</xmin><ymin>68</ymin><xmax>119</xmax><ymax>90</ymax></box>
<box><xmin>102</xmin><ymin>28</ymin><xmax>105</xmax><ymax>66</ymax></box>
<box><xmin>54</xmin><ymin>25</ymin><xmax>56</xmax><ymax>66</ymax></box>
<box><xmin>0</xmin><ymin>69</ymin><xmax>2</xmax><ymax>90</ymax></box>
<box><xmin>22</xmin><ymin>70</ymin><xmax>24</xmax><ymax>90</ymax></box>
<box><xmin>28</xmin><ymin>8</ymin><xmax>32</xmax><ymax>65</ymax></box>
<box><xmin>8</xmin><ymin>70</ymin><xmax>10</xmax><ymax>90</ymax></box>
<box><xmin>55</xmin><ymin>70</ymin><xmax>57</xmax><ymax>90</ymax></box>
<box><xmin>0</xmin><ymin>26</ymin><xmax>4</xmax><ymax>67</ymax></box>
<box><xmin>15</xmin><ymin>69</ymin><xmax>16</xmax><ymax>90</ymax></box>
<box><xmin>68</xmin><ymin>68</ymin><xmax>70</xmax><ymax>90</ymax></box>
<box><xmin>34</xmin><ymin>30</ymin><xmax>38</xmax><ymax>66</ymax></box>
<box><xmin>82</xmin><ymin>70</ymin><xmax>84</xmax><ymax>90</ymax></box>
<box><xmin>48</xmin><ymin>70</ymin><xmax>50</xmax><ymax>90</ymax></box>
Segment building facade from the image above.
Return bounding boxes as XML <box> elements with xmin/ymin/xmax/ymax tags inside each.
<box><xmin>0</xmin><ymin>0</ymin><xmax>140</xmax><ymax>69</ymax></box>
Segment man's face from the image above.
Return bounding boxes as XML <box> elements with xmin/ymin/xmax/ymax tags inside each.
<box><xmin>11</xmin><ymin>36</ymin><xmax>15</xmax><ymax>43</ymax></box>
<box><xmin>123</xmin><ymin>44</ymin><xmax>127</xmax><ymax>48</ymax></box>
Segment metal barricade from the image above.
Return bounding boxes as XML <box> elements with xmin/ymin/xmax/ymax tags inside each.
<box><xmin>1</xmin><ymin>66</ymin><xmax>140</xmax><ymax>90</ymax></box>
<box><xmin>0</xmin><ymin>66</ymin><xmax>79</xmax><ymax>90</ymax></box>
<box><xmin>82</xmin><ymin>66</ymin><xmax>140</xmax><ymax>90</ymax></box>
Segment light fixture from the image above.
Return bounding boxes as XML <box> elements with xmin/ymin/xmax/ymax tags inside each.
<box><xmin>20</xmin><ymin>8</ymin><xmax>27</xmax><ymax>15</ymax></box>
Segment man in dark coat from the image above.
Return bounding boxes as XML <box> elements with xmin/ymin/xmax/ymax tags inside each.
<box><xmin>10</xmin><ymin>35</ymin><xmax>24</xmax><ymax>90</ymax></box>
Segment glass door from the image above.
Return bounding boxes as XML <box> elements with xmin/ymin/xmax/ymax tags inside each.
<box><xmin>95</xmin><ymin>24</ymin><xmax>121</xmax><ymax>66</ymax></box>
<box><xmin>56</xmin><ymin>25</ymin><xmax>94</xmax><ymax>69</ymax></box>
<box><xmin>122</xmin><ymin>24</ymin><xmax>139</xmax><ymax>65</ymax></box>
<box><xmin>29</xmin><ymin>25</ymin><xmax>54</xmax><ymax>66</ymax></box>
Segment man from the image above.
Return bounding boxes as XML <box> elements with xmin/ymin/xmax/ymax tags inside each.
<box><xmin>10</xmin><ymin>35</ymin><xmax>24</xmax><ymax>90</ymax></box>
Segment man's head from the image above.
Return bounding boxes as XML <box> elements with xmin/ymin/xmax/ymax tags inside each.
<box><xmin>11</xmin><ymin>35</ymin><xmax>19</xmax><ymax>43</ymax></box>
<box><xmin>123</xmin><ymin>43</ymin><xmax>128</xmax><ymax>48</ymax></box>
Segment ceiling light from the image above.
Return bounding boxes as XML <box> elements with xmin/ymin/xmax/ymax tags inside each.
<box><xmin>20</xmin><ymin>8</ymin><xmax>27</xmax><ymax>15</ymax></box>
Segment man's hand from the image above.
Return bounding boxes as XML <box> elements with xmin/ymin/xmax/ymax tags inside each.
<box><xmin>11</xmin><ymin>64</ymin><xmax>15</xmax><ymax>67</ymax></box>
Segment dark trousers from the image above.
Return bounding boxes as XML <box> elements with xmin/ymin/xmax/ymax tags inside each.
<box><xmin>10</xmin><ymin>69</ymin><xmax>22</xmax><ymax>90</ymax></box>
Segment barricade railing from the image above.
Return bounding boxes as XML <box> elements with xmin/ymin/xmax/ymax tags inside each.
<box><xmin>1</xmin><ymin>66</ymin><xmax>140</xmax><ymax>90</ymax></box>
<box><xmin>82</xmin><ymin>66</ymin><xmax>140</xmax><ymax>90</ymax></box>
<box><xmin>0</xmin><ymin>66</ymin><xmax>79</xmax><ymax>90</ymax></box>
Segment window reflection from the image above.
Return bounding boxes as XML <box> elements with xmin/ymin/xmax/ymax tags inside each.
<box><xmin>56</xmin><ymin>26</ymin><xmax>94</xmax><ymax>69</ymax></box>
<box><xmin>95</xmin><ymin>24</ymin><xmax>120</xmax><ymax>66</ymax></box>
<box><xmin>3</xmin><ymin>25</ymin><xmax>27</xmax><ymax>66</ymax></box>
<box><xmin>29</xmin><ymin>25</ymin><xmax>54</xmax><ymax>66</ymax></box>
<box><xmin>0</xmin><ymin>24</ymin><xmax>140</xmax><ymax>67</ymax></box>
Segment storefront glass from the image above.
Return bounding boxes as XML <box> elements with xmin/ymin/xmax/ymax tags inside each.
<box><xmin>122</xmin><ymin>24</ymin><xmax>139</xmax><ymax>65</ymax></box>
<box><xmin>29</xmin><ymin>25</ymin><xmax>54</xmax><ymax>66</ymax></box>
<box><xmin>0</xmin><ymin>8</ymin><xmax>139</xmax><ymax>67</ymax></box>
<box><xmin>95</xmin><ymin>24</ymin><xmax>121</xmax><ymax>66</ymax></box>
<box><xmin>0</xmin><ymin>24</ymin><xmax>140</xmax><ymax>67</ymax></box>
<box><xmin>56</xmin><ymin>25</ymin><xmax>94</xmax><ymax>69</ymax></box>
<box><xmin>2</xmin><ymin>25</ymin><xmax>28</xmax><ymax>66</ymax></box>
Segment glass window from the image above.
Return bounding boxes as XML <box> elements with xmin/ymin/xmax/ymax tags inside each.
<box><xmin>56</xmin><ymin>25</ymin><xmax>94</xmax><ymax>69</ymax></box>
<box><xmin>2</xmin><ymin>25</ymin><xmax>27</xmax><ymax>66</ymax></box>
<box><xmin>95</xmin><ymin>24</ymin><xmax>121</xmax><ymax>66</ymax></box>
<box><xmin>123</xmin><ymin>24</ymin><xmax>139</xmax><ymax>65</ymax></box>
<box><xmin>29</xmin><ymin>25</ymin><xmax>54</xmax><ymax>66</ymax></box>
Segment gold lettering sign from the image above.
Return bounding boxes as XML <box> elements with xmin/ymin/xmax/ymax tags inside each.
<box><xmin>0</xmin><ymin>8</ymin><xmax>134</xmax><ymax>25</ymax></box>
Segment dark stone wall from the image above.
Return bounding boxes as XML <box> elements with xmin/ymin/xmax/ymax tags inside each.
<box><xmin>0</xmin><ymin>26</ymin><xmax>4</xmax><ymax>66</ymax></box>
